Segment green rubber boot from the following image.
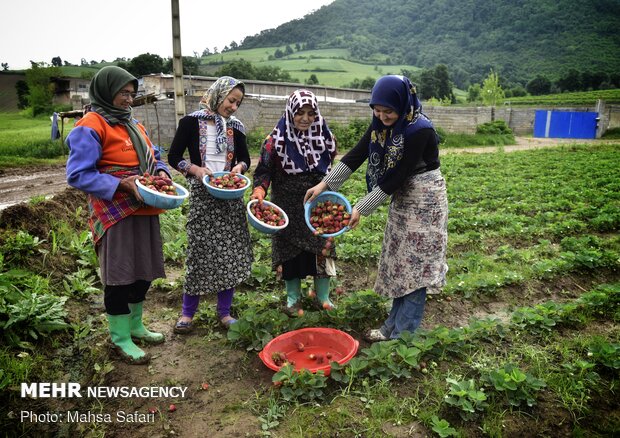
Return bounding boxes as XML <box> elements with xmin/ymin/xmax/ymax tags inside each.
<box><xmin>107</xmin><ymin>314</ymin><xmax>150</xmax><ymax>364</ymax></box>
<box><xmin>284</xmin><ymin>278</ymin><xmax>302</xmax><ymax>316</ymax></box>
<box><xmin>128</xmin><ymin>302</ymin><xmax>164</xmax><ymax>344</ymax></box>
<box><xmin>315</xmin><ymin>277</ymin><xmax>335</xmax><ymax>309</ymax></box>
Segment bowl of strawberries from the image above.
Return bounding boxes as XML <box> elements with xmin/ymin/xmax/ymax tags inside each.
<box><xmin>135</xmin><ymin>173</ymin><xmax>189</xmax><ymax>210</ymax></box>
<box><xmin>304</xmin><ymin>191</ymin><xmax>352</xmax><ymax>238</ymax></box>
<box><xmin>202</xmin><ymin>171</ymin><xmax>250</xmax><ymax>199</ymax></box>
<box><xmin>247</xmin><ymin>200</ymin><xmax>289</xmax><ymax>234</ymax></box>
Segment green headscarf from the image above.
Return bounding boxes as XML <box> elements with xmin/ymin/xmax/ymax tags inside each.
<box><xmin>89</xmin><ymin>66</ymin><xmax>155</xmax><ymax>175</ymax></box>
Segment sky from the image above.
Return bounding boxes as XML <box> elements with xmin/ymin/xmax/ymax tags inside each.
<box><xmin>1</xmin><ymin>0</ymin><xmax>335</xmax><ymax>70</ymax></box>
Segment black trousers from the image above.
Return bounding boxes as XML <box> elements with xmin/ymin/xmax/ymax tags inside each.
<box><xmin>104</xmin><ymin>280</ymin><xmax>151</xmax><ymax>315</ymax></box>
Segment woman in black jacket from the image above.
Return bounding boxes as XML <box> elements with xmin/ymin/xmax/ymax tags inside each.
<box><xmin>168</xmin><ymin>76</ymin><xmax>252</xmax><ymax>333</ymax></box>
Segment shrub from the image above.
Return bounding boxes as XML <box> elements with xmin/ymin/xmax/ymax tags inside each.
<box><xmin>476</xmin><ymin>120</ymin><xmax>513</xmax><ymax>135</ymax></box>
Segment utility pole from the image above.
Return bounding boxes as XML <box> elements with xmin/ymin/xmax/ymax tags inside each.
<box><xmin>171</xmin><ymin>0</ymin><xmax>185</xmax><ymax>125</ymax></box>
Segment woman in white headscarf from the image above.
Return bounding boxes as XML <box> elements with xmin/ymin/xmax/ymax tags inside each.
<box><xmin>168</xmin><ymin>76</ymin><xmax>252</xmax><ymax>333</ymax></box>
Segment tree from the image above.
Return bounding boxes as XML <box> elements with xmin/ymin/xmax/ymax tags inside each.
<box><xmin>526</xmin><ymin>75</ymin><xmax>551</xmax><ymax>95</ymax></box>
<box><xmin>163</xmin><ymin>56</ymin><xmax>200</xmax><ymax>75</ymax></box>
<box><xmin>215</xmin><ymin>59</ymin><xmax>256</xmax><ymax>80</ymax></box>
<box><xmin>202</xmin><ymin>47</ymin><xmax>211</xmax><ymax>57</ymax></box>
<box><xmin>15</xmin><ymin>80</ymin><xmax>29</xmax><ymax>109</ymax></box>
<box><xmin>418</xmin><ymin>65</ymin><xmax>454</xmax><ymax>101</ymax></box>
<box><xmin>306</xmin><ymin>74</ymin><xmax>319</xmax><ymax>85</ymax></box>
<box><xmin>1</xmin><ymin>62</ymin><xmax>8</xmax><ymax>71</ymax></box>
<box><xmin>255</xmin><ymin>65</ymin><xmax>295</xmax><ymax>82</ymax></box>
<box><xmin>25</xmin><ymin>63</ymin><xmax>62</xmax><ymax>116</ymax></box>
<box><xmin>360</xmin><ymin>76</ymin><xmax>376</xmax><ymax>90</ymax></box>
<box><xmin>556</xmin><ymin>69</ymin><xmax>581</xmax><ymax>92</ymax></box>
<box><xmin>481</xmin><ymin>70</ymin><xmax>505</xmax><ymax>106</ymax></box>
<box><xmin>51</xmin><ymin>56</ymin><xmax>62</xmax><ymax>67</ymax></box>
<box><xmin>434</xmin><ymin>64</ymin><xmax>455</xmax><ymax>103</ymax></box>
<box><xmin>127</xmin><ymin>53</ymin><xmax>166</xmax><ymax>77</ymax></box>
<box><xmin>467</xmin><ymin>83</ymin><xmax>481</xmax><ymax>102</ymax></box>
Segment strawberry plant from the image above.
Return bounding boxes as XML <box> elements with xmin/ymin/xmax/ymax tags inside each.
<box><xmin>324</xmin><ymin>289</ymin><xmax>387</xmax><ymax>332</ymax></box>
<box><xmin>329</xmin><ymin>357</ymin><xmax>370</xmax><ymax>393</ymax></box>
<box><xmin>443</xmin><ymin>378</ymin><xmax>488</xmax><ymax>421</ymax></box>
<box><xmin>430</xmin><ymin>416</ymin><xmax>458</xmax><ymax>437</ymax></box>
<box><xmin>272</xmin><ymin>364</ymin><xmax>328</xmax><ymax>402</ymax></box>
<box><xmin>511</xmin><ymin>301</ymin><xmax>581</xmax><ymax>335</ymax></box>
<box><xmin>227</xmin><ymin>308</ymin><xmax>288</xmax><ymax>351</ymax></box>
<box><xmin>481</xmin><ymin>363</ymin><xmax>546</xmax><ymax>408</ymax></box>
<box><xmin>588</xmin><ymin>341</ymin><xmax>620</xmax><ymax>370</ymax></box>
<box><xmin>362</xmin><ymin>341</ymin><xmax>416</xmax><ymax>381</ymax></box>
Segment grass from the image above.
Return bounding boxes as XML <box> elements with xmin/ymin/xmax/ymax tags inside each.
<box><xmin>0</xmin><ymin>112</ymin><xmax>70</xmax><ymax>165</ymax></box>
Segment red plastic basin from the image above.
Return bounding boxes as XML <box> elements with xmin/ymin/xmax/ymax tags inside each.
<box><xmin>258</xmin><ymin>327</ymin><xmax>359</xmax><ymax>376</ymax></box>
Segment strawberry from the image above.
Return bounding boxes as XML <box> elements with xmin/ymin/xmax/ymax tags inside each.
<box><xmin>168</xmin><ymin>404</ymin><xmax>177</xmax><ymax>412</ymax></box>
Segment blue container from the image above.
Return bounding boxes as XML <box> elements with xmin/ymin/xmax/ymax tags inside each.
<box><xmin>534</xmin><ymin>110</ymin><xmax>598</xmax><ymax>139</ymax></box>
<box><xmin>247</xmin><ymin>200</ymin><xmax>289</xmax><ymax>234</ymax></box>
<box><xmin>135</xmin><ymin>180</ymin><xmax>189</xmax><ymax>210</ymax></box>
<box><xmin>202</xmin><ymin>172</ymin><xmax>250</xmax><ymax>199</ymax></box>
<box><xmin>304</xmin><ymin>191</ymin><xmax>352</xmax><ymax>238</ymax></box>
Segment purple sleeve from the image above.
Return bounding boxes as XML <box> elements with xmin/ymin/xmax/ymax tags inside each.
<box><xmin>65</xmin><ymin>126</ymin><xmax>121</xmax><ymax>200</ymax></box>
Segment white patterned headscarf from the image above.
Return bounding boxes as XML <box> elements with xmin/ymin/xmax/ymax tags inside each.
<box><xmin>189</xmin><ymin>76</ymin><xmax>245</xmax><ymax>153</ymax></box>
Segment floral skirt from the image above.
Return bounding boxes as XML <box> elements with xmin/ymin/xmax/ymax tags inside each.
<box><xmin>374</xmin><ymin>169</ymin><xmax>448</xmax><ymax>298</ymax></box>
<box><xmin>183</xmin><ymin>178</ymin><xmax>253</xmax><ymax>295</ymax></box>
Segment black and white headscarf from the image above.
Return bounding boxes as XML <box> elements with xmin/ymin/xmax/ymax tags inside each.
<box><xmin>270</xmin><ymin>89</ymin><xmax>336</xmax><ymax>174</ymax></box>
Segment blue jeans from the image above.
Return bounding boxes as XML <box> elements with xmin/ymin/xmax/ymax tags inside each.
<box><xmin>380</xmin><ymin>287</ymin><xmax>427</xmax><ymax>339</ymax></box>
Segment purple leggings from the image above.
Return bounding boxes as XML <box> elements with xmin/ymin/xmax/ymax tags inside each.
<box><xmin>182</xmin><ymin>288</ymin><xmax>234</xmax><ymax>319</ymax></box>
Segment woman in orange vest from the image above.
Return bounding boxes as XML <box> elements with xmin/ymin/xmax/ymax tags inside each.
<box><xmin>66</xmin><ymin>66</ymin><xmax>170</xmax><ymax>364</ymax></box>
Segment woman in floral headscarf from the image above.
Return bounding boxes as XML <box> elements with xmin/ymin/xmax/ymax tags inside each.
<box><xmin>250</xmin><ymin>89</ymin><xmax>337</xmax><ymax>315</ymax></box>
<box><xmin>168</xmin><ymin>76</ymin><xmax>252</xmax><ymax>332</ymax></box>
<box><xmin>305</xmin><ymin>75</ymin><xmax>448</xmax><ymax>341</ymax></box>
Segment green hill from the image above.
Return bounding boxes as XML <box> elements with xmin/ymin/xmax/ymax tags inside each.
<box><xmin>201</xmin><ymin>47</ymin><xmax>420</xmax><ymax>88</ymax></box>
<box><xmin>238</xmin><ymin>0</ymin><xmax>620</xmax><ymax>87</ymax></box>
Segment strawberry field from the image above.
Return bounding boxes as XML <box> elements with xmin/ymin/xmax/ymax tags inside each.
<box><xmin>1</xmin><ymin>142</ymin><xmax>618</xmax><ymax>437</ymax></box>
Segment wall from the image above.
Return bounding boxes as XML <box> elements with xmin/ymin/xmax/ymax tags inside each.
<box><xmin>68</xmin><ymin>93</ymin><xmax>615</xmax><ymax>146</ymax></box>
<box><xmin>0</xmin><ymin>73</ymin><xmax>25</xmax><ymax>112</ymax></box>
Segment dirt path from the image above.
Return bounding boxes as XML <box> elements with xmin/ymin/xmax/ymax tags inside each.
<box><xmin>0</xmin><ymin>137</ymin><xmax>596</xmax><ymax>211</ymax></box>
